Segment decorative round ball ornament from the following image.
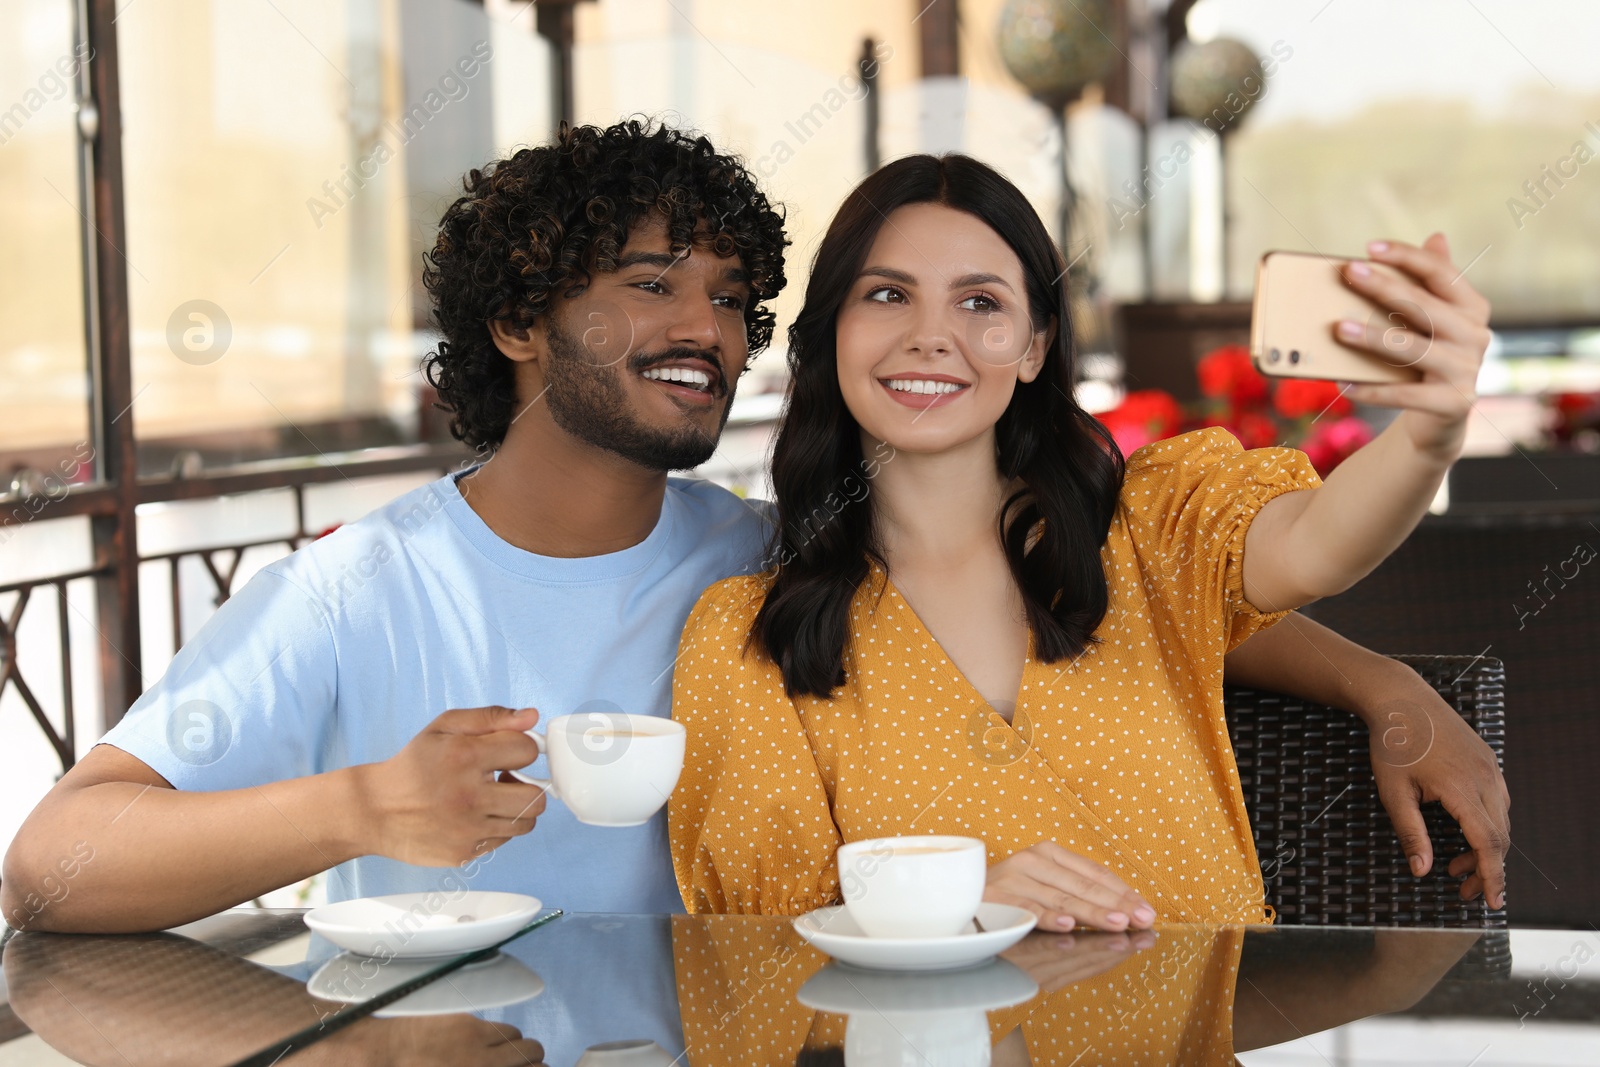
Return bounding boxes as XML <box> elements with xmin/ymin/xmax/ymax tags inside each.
<box><xmin>1169</xmin><ymin>37</ymin><xmax>1265</xmax><ymax>129</ymax></box>
<box><xmin>997</xmin><ymin>0</ymin><xmax>1118</xmax><ymax>106</ymax></box>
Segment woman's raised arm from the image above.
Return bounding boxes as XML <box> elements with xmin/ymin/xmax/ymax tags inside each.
<box><xmin>1239</xmin><ymin>234</ymin><xmax>1490</xmax><ymax>612</ymax></box>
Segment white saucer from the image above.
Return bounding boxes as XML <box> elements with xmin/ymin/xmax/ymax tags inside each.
<box><xmin>793</xmin><ymin>903</ymin><xmax>1037</xmax><ymax>971</ymax></box>
<box><xmin>304</xmin><ymin>891</ymin><xmax>543</xmax><ymax>959</ymax></box>
<box><xmin>307</xmin><ymin>951</ymin><xmax>546</xmax><ymax>1017</ymax></box>
<box><xmin>797</xmin><ymin>958</ymin><xmax>1039</xmax><ymax>1014</ymax></box>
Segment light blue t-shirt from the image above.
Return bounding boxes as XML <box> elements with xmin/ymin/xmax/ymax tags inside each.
<box><xmin>101</xmin><ymin>472</ymin><xmax>771</xmax><ymax>913</ymax></box>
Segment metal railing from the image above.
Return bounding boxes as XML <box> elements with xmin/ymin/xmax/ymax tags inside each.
<box><xmin>0</xmin><ymin>444</ymin><xmax>469</xmax><ymax>777</ymax></box>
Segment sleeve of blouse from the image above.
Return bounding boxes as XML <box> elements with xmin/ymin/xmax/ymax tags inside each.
<box><xmin>668</xmin><ymin>577</ymin><xmax>844</xmax><ymax>916</ymax></box>
<box><xmin>1120</xmin><ymin>427</ymin><xmax>1323</xmax><ymax>653</ymax></box>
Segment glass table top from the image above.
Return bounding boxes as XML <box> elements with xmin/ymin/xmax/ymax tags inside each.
<box><xmin>3</xmin><ymin>911</ymin><xmax>1598</xmax><ymax>1066</ymax></box>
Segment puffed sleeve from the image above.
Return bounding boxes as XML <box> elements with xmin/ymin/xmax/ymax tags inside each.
<box><xmin>668</xmin><ymin>576</ymin><xmax>844</xmax><ymax>916</ymax></box>
<box><xmin>1119</xmin><ymin>427</ymin><xmax>1322</xmax><ymax>652</ymax></box>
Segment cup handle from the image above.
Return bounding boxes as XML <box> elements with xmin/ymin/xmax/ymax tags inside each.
<box><xmin>505</xmin><ymin>730</ymin><xmax>556</xmax><ymax>796</ymax></box>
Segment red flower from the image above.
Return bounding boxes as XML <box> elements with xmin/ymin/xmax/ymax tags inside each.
<box><xmin>1550</xmin><ymin>391</ymin><xmax>1600</xmax><ymax>443</ymax></box>
<box><xmin>1205</xmin><ymin>410</ymin><xmax>1279</xmax><ymax>450</ymax></box>
<box><xmin>1273</xmin><ymin>377</ymin><xmax>1352</xmax><ymax>420</ymax></box>
<box><xmin>1299</xmin><ymin>416</ymin><xmax>1373</xmax><ymax>476</ymax></box>
<box><xmin>1197</xmin><ymin>345</ymin><xmax>1269</xmax><ymax>408</ymax></box>
<box><xmin>1554</xmin><ymin>392</ymin><xmax>1600</xmax><ymax>428</ymax></box>
<box><xmin>1098</xmin><ymin>389</ymin><xmax>1185</xmax><ymax>455</ymax></box>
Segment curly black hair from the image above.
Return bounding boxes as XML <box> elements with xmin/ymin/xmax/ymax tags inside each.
<box><xmin>421</xmin><ymin>120</ymin><xmax>789</xmax><ymax>452</ymax></box>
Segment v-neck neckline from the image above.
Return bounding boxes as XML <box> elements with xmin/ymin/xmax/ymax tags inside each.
<box><xmin>873</xmin><ymin>566</ymin><xmax>1034</xmax><ymax>723</ymax></box>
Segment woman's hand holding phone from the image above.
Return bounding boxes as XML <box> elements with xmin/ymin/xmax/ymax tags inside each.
<box><xmin>1239</xmin><ymin>232</ymin><xmax>1493</xmax><ymax>613</ymax></box>
<box><xmin>1333</xmin><ymin>233</ymin><xmax>1492</xmax><ymax>463</ymax></box>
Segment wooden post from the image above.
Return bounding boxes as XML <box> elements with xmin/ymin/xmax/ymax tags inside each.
<box><xmin>83</xmin><ymin>0</ymin><xmax>143</xmax><ymax>729</ymax></box>
<box><xmin>860</xmin><ymin>37</ymin><xmax>881</xmax><ymax>173</ymax></box>
<box><xmin>535</xmin><ymin>0</ymin><xmax>597</xmax><ymax>129</ymax></box>
<box><xmin>917</xmin><ymin>0</ymin><xmax>960</xmax><ymax>78</ymax></box>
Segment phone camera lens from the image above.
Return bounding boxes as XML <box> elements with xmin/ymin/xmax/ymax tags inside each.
<box><xmin>1268</xmin><ymin>348</ymin><xmax>1281</xmax><ymax>363</ymax></box>
<box><xmin>1289</xmin><ymin>349</ymin><xmax>1301</xmax><ymax>365</ymax></box>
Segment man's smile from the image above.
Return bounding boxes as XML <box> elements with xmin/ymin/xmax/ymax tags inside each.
<box><xmin>636</xmin><ymin>354</ymin><xmax>725</xmax><ymax>406</ymax></box>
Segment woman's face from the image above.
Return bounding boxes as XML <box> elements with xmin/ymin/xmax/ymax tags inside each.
<box><xmin>835</xmin><ymin>202</ymin><xmax>1050</xmax><ymax>457</ymax></box>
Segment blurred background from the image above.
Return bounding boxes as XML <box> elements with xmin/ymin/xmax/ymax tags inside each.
<box><xmin>2</xmin><ymin>0</ymin><xmax>1599</xmax><ymax>931</ymax></box>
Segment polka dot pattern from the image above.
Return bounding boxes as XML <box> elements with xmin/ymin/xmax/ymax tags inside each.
<box><xmin>668</xmin><ymin>428</ymin><xmax>1322</xmax><ymax>926</ymax></box>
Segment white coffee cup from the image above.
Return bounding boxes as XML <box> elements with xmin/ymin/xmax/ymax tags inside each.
<box><xmin>836</xmin><ymin>835</ymin><xmax>987</xmax><ymax>939</ymax></box>
<box><xmin>507</xmin><ymin>712</ymin><xmax>685</xmax><ymax>827</ymax></box>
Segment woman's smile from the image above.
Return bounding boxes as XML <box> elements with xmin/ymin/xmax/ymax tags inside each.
<box><xmin>878</xmin><ymin>372</ymin><xmax>972</xmax><ymax>409</ymax></box>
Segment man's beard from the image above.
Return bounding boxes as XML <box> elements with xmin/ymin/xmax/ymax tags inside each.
<box><xmin>540</xmin><ymin>316</ymin><xmax>736</xmax><ymax>472</ymax></box>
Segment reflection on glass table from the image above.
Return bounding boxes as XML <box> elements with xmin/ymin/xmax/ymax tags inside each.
<box><xmin>3</xmin><ymin>909</ymin><xmax>1599</xmax><ymax>1066</ymax></box>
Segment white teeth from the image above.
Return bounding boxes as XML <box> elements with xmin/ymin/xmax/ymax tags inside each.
<box><xmin>885</xmin><ymin>378</ymin><xmax>964</xmax><ymax>395</ymax></box>
<box><xmin>642</xmin><ymin>367</ymin><xmax>712</xmax><ymax>390</ymax></box>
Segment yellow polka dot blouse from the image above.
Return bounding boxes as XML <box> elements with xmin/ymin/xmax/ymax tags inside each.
<box><xmin>669</xmin><ymin>428</ymin><xmax>1323</xmax><ymax>925</ymax></box>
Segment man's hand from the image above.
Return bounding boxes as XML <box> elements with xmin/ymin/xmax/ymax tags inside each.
<box><xmin>314</xmin><ymin>1015</ymin><xmax>548</xmax><ymax>1067</ymax></box>
<box><xmin>1368</xmin><ymin>687</ymin><xmax>1509</xmax><ymax>909</ymax></box>
<box><xmin>985</xmin><ymin>842</ymin><xmax>1157</xmax><ymax>933</ymax></box>
<box><xmin>355</xmin><ymin>707</ymin><xmax>548</xmax><ymax>867</ymax></box>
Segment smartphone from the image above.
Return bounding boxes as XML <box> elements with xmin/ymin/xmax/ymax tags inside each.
<box><xmin>1250</xmin><ymin>250</ymin><xmax>1425</xmax><ymax>384</ymax></box>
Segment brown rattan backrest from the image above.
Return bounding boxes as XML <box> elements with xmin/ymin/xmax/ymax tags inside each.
<box><xmin>1225</xmin><ymin>654</ymin><xmax>1507</xmax><ymax>929</ymax></box>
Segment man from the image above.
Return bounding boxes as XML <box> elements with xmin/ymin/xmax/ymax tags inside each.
<box><xmin>1</xmin><ymin>121</ymin><xmax>1507</xmax><ymax>934</ymax></box>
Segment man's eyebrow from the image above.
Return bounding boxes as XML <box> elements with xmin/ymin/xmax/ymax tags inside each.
<box><xmin>612</xmin><ymin>252</ymin><xmax>750</xmax><ymax>286</ymax></box>
<box><xmin>614</xmin><ymin>251</ymin><xmax>684</xmax><ymax>271</ymax></box>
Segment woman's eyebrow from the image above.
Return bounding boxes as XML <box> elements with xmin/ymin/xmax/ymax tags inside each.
<box><xmin>859</xmin><ymin>265</ymin><xmax>917</xmax><ymax>285</ymax></box>
<box><xmin>949</xmin><ymin>271</ymin><xmax>1013</xmax><ymax>292</ymax></box>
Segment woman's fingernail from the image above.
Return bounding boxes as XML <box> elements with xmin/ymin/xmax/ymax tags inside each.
<box><xmin>1134</xmin><ymin>906</ymin><xmax>1156</xmax><ymax>924</ymax></box>
<box><xmin>1368</xmin><ymin>240</ymin><xmax>1389</xmax><ymax>254</ymax></box>
<box><xmin>1056</xmin><ymin>914</ymin><xmax>1075</xmax><ymax>930</ymax></box>
<box><xmin>1338</xmin><ymin>320</ymin><xmax>1363</xmax><ymax>339</ymax></box>
<box><xmin>1106</xmin><ymin>911</ymin><xmax>1128</xmax><ymax>927</ymax></box>
<box><xmin>1347</xmin><ymin>261</ymin><xmax>1373</xmax><ymax>278</ymax></box>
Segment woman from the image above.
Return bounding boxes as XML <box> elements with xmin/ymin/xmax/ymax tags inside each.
<box><xmin>668</xmin><ymin>154</ymin><xmax>1491</xmax><ymax>932</ymax></box>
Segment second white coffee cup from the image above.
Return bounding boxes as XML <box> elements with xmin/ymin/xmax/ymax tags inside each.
<box><xmin>836</xmin><ymin>835</ymin><xmax>987</xmax><ymax>939</ymax></box>
<box><xmin>507</xmin><ymin>712</ymin><xmax>685</xmax><ymax>827</ymax></box>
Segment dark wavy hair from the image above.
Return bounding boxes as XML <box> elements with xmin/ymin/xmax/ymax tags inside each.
<box><xmin>422</xmin><ymin>120</ymin><xmax>789</xmax><ymax>451</ymax></box>
<box><xmin>754</xmin><ymin>154</ymin><xmax>1126</xmax><ymax>698</ymax></box>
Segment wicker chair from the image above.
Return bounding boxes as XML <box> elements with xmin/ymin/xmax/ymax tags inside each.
<box><xmin>1225</xmin><ymin>654</ymin><xmax>1508</xmax><ymax>930</ymax></box>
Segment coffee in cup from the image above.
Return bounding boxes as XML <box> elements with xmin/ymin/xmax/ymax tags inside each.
<box><xmin>507</xmin><ymin>712</ymin><xmax>685</xmax><ymax>827</ymax></box>
<box><xmin>835</xmin><ymin>835</ymin><xmax>986</xmax><ymax>939</ymax></box>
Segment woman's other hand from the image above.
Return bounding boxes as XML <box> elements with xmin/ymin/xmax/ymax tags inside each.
<box><xmin>1335</xmin><ymin>234</ymin><xmax>1492</xmax><ymax>462</ymax></box>
<box><xmin>985</xmin><ymin>842</ymin><xmax>1157</xmax><ymax>932</ymax></box>
<box><xmin>1367</xmin><ymin>685</ymin><xmax>1511</xmax><ymax>910</ymax></box>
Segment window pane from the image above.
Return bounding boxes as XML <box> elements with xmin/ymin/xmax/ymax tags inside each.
<box><xmin>0</xmin><ymin>0</ymin><xmax>92</xmax><ymax>478</ymax></box>
<box><xmin>117</xmin><ymin>0</ymin><xmax>549</xmax><ymax>474</ymax></box>
<box><xmin>118</xmin><ymin>0</ymin><xmax>414</xmax><ymax>471</ymax></box>
<box><xmin>1205</xmin><ymin>0</ymin><xmax>1600</xmax><ymax>316</ymax></box>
